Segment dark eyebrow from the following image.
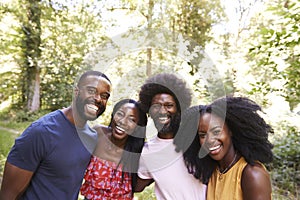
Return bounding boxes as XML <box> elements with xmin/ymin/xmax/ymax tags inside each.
<box><xmin>85</xmin><ymin>86</ymin><xmax>96</xmax><ymax>90</ymax></box>
<box><xmin>209</xmin><ymin>126</ymin><xmax>222</xmax><ymax>132</ymax></box>
<box><xmin>86</xmin><ymin>86</ymin><xmax>110</xmax><ymax>94</ymax></box>
<box><xmin>151</xmin><ymin>101</ymin><xmax>175</xmax><ymax>105</ymax></box>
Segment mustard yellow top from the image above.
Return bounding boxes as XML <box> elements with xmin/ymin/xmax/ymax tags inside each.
<box><xmin>207</xmin><ymin>157</ymin><xmax>248</xmax><ymax>200</ymax></box>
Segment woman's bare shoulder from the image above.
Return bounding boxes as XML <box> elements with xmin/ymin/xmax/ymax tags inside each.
<box><xmin>241</xmin><ymin>163</ymin><xmax>272</xmax><ymax>200</ymax></box>
<box><xmin>243</xmin><ymin>163</ymin><xmax>269</xmax><ymax>180</ymax></box>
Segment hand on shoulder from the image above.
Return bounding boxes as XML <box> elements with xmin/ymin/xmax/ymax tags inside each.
<box><xmin>93</xmin><ymin>124</ymin><xmax>110</xmax><ymax>135</ymax></box>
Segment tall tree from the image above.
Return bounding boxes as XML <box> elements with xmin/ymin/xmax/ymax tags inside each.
<box><xmin>21</xmin><ymin>0</ymin><xmax>42</xmax><ymax>112</ymax></box>
<box><xmin>39</xmin><ymin>1</ymin><xmax>106</xmax><ymax>110</ymax></box>
<box><xmin>1</xmin><ymin>0</ymin><xmax>42</xmax><ymax>112</ymax></box>
<box><xmin>118</xmin><ymin>0</ymin><xmax>224</xmax><ymax>75</ymax></box>
<box><xmin>0</xmin><ymin>0</ymin><xmax>106</xmax><ymax>111</ymax></box>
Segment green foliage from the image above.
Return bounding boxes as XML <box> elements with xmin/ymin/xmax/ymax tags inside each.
<box><xmin>248</xmin><ymin>0</ymin><xmax>300</xmax><ymax>109</ymax></box>
<box><xmin>38</xmin><ymin>2</ymin><xmax>100</xmax><ymax>110</ymax></box>
<box><xmin>0</xmin><ymin>71</ymin><xmax>19</xmax><ymax>104</ymax></box>
<box><xmin>204</xmin><ymin>69</ymin><xmax>236</xmax><ymax>100</ymax></box>
<box><xmin>0</xmin><ymin>129</ymin><xmax>16</xmax><ymax>157</ymax></box>
<box><xmin>271</xmin><ymin>125</ymin><xmax>300</xmax><ymax>197</ymax></box>
<box><xmin>0</xmin><ymin>0</ymin><xmax>106</xmax><ymax>111</ymax></box>
<box><xmin>14</xmin><ymin>110</ymin><xmax>50</xmax><ymax>123</ymax></box>
<box><xmin>0</xmin><ymin>129</ymin><xmax>17</xmax><ymax>178</ymax></box>
<box><xmin>172</xmin><ymin>0</ymin><xmax>224</xmax><ymax>47</ymax></box>
<box><xmin>122</xmin><ymin>0</ymin><xmax>224</xmax><ymax>76</ymax></box>
<box><xmin>134</xmin><ymin>183</ymin><xmax>156</xmax><ymax>200</ymax></box>
<box><xmin>38</xmin><ymin>1</ymin><xmax>107</xmax><ymax>110</ymax></box>
<box><xmin>0</xmin><ymin>106</ymin><xmax>48</xmax><ymax>125</ymax></box>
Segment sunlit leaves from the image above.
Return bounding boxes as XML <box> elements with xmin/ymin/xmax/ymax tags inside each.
<box><xmin>248</xmin><ymin>0</ymin><xmax>300</xmax><ymax>110</ymax></box>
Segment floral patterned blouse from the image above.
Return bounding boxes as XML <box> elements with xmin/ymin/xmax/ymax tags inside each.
<box><xmin>80</xmin><ymin>156</ymin><xmax>132</xmax><ymax>200</ymax></box>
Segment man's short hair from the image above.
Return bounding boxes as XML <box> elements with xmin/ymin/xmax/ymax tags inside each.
<box><xmin>77</xmin><ymin>70</ymin><xmax>111</xmax><ymax>87</ymax></box>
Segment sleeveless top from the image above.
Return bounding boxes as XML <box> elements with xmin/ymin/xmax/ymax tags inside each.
<box><xmin>80</xmin><ymin>156</ymin><xmax>132</xmax><ymax>200</ymax></box>
<box><xmin>207</xmin><ymin>157</ymin><xmax>248</xmax><ymax>200</ymax></box>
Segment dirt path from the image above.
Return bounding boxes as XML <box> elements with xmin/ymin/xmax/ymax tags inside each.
<box><xmin>0</xmin><ymin>126</ymin><xmax>20</xmax><ymax>135</ymax></box>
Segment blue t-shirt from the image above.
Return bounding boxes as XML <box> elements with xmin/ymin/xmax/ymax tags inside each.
<box><xmin>7</xmin><ymin>110</ymin><xmax>97</xmax><ymax>200</ymax></box>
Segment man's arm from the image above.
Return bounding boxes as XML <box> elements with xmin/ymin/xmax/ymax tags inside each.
<box><xmin>134</xmin><ymin>176</ymin><xmax>154</xmax><ymax>192</ymax></box>
<box><xmin>0</xmin><ymin>162</ymin><xmax>33</xmax><ymax>200</ymax></box>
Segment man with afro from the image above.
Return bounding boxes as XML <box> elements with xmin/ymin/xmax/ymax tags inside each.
<box><xmin>134</xmin><ymin>73</ymin><xmax>206</xmax><ymax>200</ymax></box>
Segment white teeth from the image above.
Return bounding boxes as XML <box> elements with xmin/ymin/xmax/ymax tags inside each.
<box><xmin>159</xmin><ymin>117</ymin><xmax>168</xmax><ymax>122</ymax></box>
<box><xmin>209</xmin><ymin>145</ymin><xmax>221</xmax><ymax>151</ymax></box>
<box><xmin>116</xmin><ymin>126</ymin><xmax>125</xmax><ymax>132</ymax></box>
<box><xmin>87</xmin><ymin>104</ymin><xmax>98</xmax><ymax>111</ymax></box>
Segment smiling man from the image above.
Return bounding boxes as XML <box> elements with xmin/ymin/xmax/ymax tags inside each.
<box><xmin>0</xmin><ymin>70</ymin><xmax>111</xmax><ymax>200</ymax></box>
<box><xmin>135</xmin><ymin>73</ymin><xmax>207</xmax><ymax>200</ymax></box>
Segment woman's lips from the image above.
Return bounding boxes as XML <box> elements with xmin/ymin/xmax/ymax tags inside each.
<box><xmin>208</xmin><ymin>144</ymin><xmax>222</xmax><ymax>155</ymax></box>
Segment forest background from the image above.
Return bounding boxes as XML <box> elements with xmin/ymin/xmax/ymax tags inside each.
<box><xmin>0</xmin><ymin>0</ymin><xmax>299</xmax><ymax>199</ymax></box>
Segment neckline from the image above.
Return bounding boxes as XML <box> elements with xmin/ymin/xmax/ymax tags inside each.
<box><xmin>217</xmin><ymin>155</ymin><xmax>241</xmax><ymax>180</ymax></box>
<box><xmin>218</xmin><ymin>151</ymin><xmax>238</xmax><ymax>174</ymax></box>
<box><xmin>156</xmin><ymin>136</ymin><xmax>174</xmax><ymax>142</ymax></box>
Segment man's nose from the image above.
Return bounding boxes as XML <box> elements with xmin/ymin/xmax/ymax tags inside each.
<box><xmin>159</xmin><ymin>105</ymin><xmax>168</xmax><ymax>114</ymax></box>
<box><xmin>94</xmin><ymin>93</ymin><xmax>103</xmax><ymax>102</ymax></box>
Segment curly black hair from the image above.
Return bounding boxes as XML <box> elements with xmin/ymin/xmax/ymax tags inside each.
<box><xmin>174</xmin><ymin>96</ymin><xmax>274</xmax><ymax>184</ymax></box>
<box><xmin>138</xmin><ymin>73</ymin><xmax>192</xmax><ymax>114</ymax></box>
<box><xmin>108</xmin><ymin>99</ymin><xmax>147</xmax><ymax>193</ymax></box>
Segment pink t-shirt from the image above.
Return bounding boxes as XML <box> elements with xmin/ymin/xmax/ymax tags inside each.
<box><xmin>138</xmin><ymin>136</ymin><xmax>206</xmax><ymax>200</ymax></box>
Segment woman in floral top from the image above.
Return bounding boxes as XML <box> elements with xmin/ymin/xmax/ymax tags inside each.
<box><xmin>81</xmin><ymin>99</ymin><xmax>147</xmax><ymax>200</ymax></box>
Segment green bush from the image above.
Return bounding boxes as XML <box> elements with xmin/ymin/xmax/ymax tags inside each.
<box><xmin>0</xmin><ymin>106</ymin><xmax>50</xmax><ymax>122</ymax></box>
<box><xmin>271</xmin><ymin>126</ymin><xmax>300</xmax><ymax>198</ymax></box>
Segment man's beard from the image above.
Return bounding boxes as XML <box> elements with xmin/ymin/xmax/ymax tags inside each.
<box><xmin>75</xmin><ymin>95</ymin><xmax>106</xmax><ymax>121</ymax></box>
<box><xmin>154</xmin><ymin>113</ymin><xmax>181</xmax><ymax>135</ymax></box>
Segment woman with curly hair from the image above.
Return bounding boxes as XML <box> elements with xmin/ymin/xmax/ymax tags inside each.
<box><xmin>174</xmin><ymin>96</ymin><xmax>274</xmax><ymax>200</ymax></box>
<box><xmin>80</xmin><ymin>99</ymin><xmax>147</xmax><ymax>200</ymax></box>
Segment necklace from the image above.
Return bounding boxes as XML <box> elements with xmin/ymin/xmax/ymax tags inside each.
<box><xmin>218</xmin><ymin>151</ymin><xmax>237</xmax><ymax>180</ymax></box>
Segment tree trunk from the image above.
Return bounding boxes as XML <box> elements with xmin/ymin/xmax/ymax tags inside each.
<box><xmin>146</xmin><ymin>0</ymin><xmax>154</xmax><ymax>77</ymax></box>
<box><xmin>146</xmin><ymin>48</ymin><xmax>152</xmax><ymax>76</ymax></box>
<box><xmin>27</xmin><ymin>69</ymin><xmax>40</xmax><ymax>111</ymax></box>
<box><xmin>22</xmin><ymin>0</ymin><xmax>42</xmax><ymax>112</ymax></box>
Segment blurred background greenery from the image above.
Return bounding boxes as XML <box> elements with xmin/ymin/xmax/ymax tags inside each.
<box><xmin>0</xmin><ymin>0</ymin><xmax>299</xmax><ymax>199</ymax></box>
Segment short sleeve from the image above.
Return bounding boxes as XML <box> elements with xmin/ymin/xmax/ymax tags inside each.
<box><xmin>137</xmin><ymin>151</ymin><xmax>152</xmax><ymax>179</ymax></box>
<box><xmin>7</xmin><ymin>121</ymin><xmax>50</xmax><ymax>172</ymax></box>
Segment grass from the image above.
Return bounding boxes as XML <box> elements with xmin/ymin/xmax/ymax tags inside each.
<box><xmin>0</xmin><ymin>129</ymin><xmax>18</xmax><ymax>179</ymax></box>
<box><xmin>0</xmin><ymin>130</ymin><xmax>16</xmax><ymax>156</ymax></box>
<box><xmin>0</xmin><ymin>121</ymin><xmax>30</xmax><ymax>133</ymax></box>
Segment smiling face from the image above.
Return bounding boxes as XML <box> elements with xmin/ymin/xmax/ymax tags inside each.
<box><xmin>198</xmin><ymin>112</ymin><xmax>234</xmax><ymax>162</ymax></box>
<box><xmin>149</xmin><ymin>93</ymin><xmax>180</xmax><ymax>137</ymax></box>
<box><xmin>75</xmin><ymin>75</ymin><xmax>111</xmax><ymax>121</ymax></box>
<box><xmin>111</xmin><ymin>103</ymin><xmax>139</xmax><ymax>141</ymax></box>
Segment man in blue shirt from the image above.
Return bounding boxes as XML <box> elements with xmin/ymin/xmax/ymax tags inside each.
<box><xmin>0</xmin><ymin>70</ymin><xmax>111</xmax><ymax>200</ymax></box>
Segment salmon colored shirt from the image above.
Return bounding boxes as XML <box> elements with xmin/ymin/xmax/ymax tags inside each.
<box><xmin>80</xmin><ymin>156</ymin><xmax>132</xmax><ymax>200</ymax></box>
